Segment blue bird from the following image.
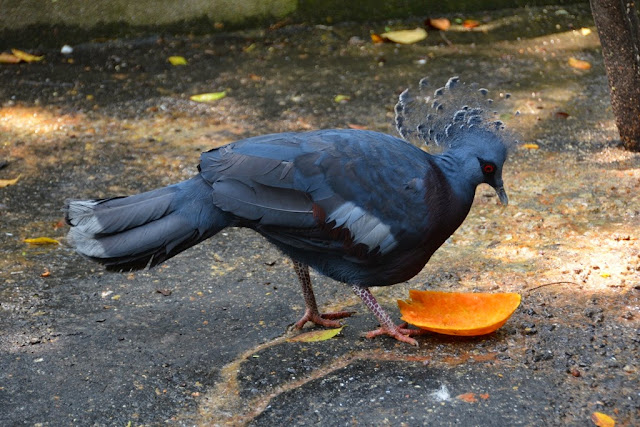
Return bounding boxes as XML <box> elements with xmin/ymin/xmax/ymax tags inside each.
<box><xmin>65</xmin><ymin>77</ymin><xmax>514</xmax><ymax>346</ymax></box>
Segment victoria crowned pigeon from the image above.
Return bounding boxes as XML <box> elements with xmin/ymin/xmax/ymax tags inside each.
<box><xmin>65</xmin><ymin>76</ymin><xmax>515</xmax><ymax>346</ymax></box>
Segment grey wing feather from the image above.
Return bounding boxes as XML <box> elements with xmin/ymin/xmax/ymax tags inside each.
<box><xmin>211</xmin><ymin>178</ymin><xmax>314</xmax><ymax>227</ymax></box>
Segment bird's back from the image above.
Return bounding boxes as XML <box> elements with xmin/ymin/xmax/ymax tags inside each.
<box><xmin>199</xmin><ymin>129</ymin><xmax>468</xmax><ymax>286</ymax></box>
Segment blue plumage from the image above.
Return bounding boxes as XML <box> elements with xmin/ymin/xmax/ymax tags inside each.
<box><xmin>65</xmin><ymin>77</ymin><xmax>514</xmax><ymax>345</ymax></box>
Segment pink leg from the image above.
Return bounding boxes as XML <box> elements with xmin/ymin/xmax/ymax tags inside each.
<box><xmin>293</xmin><ymin>260</ymin><xmax>354</xmax><ymax>329</ymax></box>
<box><xmin>352</xmin><ymin>285</ymin><xmax>426</xmax><ymax>346</ymax></box>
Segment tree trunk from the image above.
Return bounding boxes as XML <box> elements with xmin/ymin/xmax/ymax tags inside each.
<box><xmin>590</xmin><ymin>0</ymin><xmax>640</xmax><ymax>151</ymax></box>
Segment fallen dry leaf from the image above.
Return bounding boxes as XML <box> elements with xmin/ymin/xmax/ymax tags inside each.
<box><xmin>0</xmin><ymin>176</ymin><xmax>20</xmax><ymax>188</ymax></box>
<box><xmin>457</xmin><ymin>392</ymin><xmax>478</xmax><ymax>403</ymax></box>
<box><xmin>0</xmin><ymin>52</ymin><xmax>21</xmax><ymax>64</ymax></box>
<box><xmin>41</xmin><ymin>270</ymin><xmax>51</xmax><ymax>278</ymax></box>
<box><xmin>24</xmin><ymin>237</ymin><xmax>60</xmax><ymax>245</ymax></box>
<box><xmin>463</xmin><ymin>19</ymin><xmax>481</xmax><ymax>29</ymax></box>
<box><xmin>381</xmin><ymin>28</ymin><xmax>427</xmax><ymax>44</ymax></box>
<box><xmin>580</xmin><ymin>27</ymin><xmax>592</xmax><ymax>36</ymax></box>
<box><xmin>288</xmin><ymin>327</ymin><xmax>344</xmax><ymax>342</ymax></box>
<box><xmin>398</xmin><ymin>290</ymin><xmax>521</xmax><ymax>336</ymax></box>
<box><xmin>370</xmin><ymin>33</ymin><xmax>384</xmax><ymax>44</ymax></box>
<box><xmin>569</xmin><ymin>57</ymin><xmax>591</xmax><ymax>70</ymax></box>
<box><xmin>555</xmin><ymin>111</ymin><xmax>570</xmax><ymax>119</ymax></box>
<box><xmin>347</xmin><ymin>123</ymin><xmax>368</xmax><ymax>130</ymax></box>
<box><xmin>521</xmin><ymin>143</ymin><xmax>540</xmax><ymax>150</ymax></box>
<box><xmin>12</xmin><ymin>49</ymin><xmax>44</xmax><ymax>63</ymax></box>
<box><xmin>334</xmin><ymin>94</ymin><xmax>351</xmax><ymax>103</ymax></box>
<box><xmin>591</xmin><ymin>412</ymin><xmax>615</xmax><ymax>427</ymax></box>
<box><xmin>427</xmin><ymin>18</ymin><xmax>451</xmax><ymax>31</ymax></box>
<box><xmin>168</xmin><ymin>56</ymin><xmax>188</xmax><ymax>66</ymax></box>
<box><xmin>190</xmin><ymin>91</ymin><xmax>226</xmax><ymax>102</ymax></box>
<box><xmin>269</xmin><ymin>18</ymin><xmax>291</xmax><ymax>31</ymax></box>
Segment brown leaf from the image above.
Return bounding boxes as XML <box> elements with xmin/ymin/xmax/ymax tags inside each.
<box><xmin>457</xmin><ymin>392</ymin><xmax>478</xmax><ymax>403</ymax></box>
<box><xmin>569</xmin><ymin>57</ymin><xmax>591</xmax><ymax>70</ymax></box>
<box><xmin>427</xmin><ymin>18</ymin><xmax>451</xmax><ymax>31</ymax></box>
<box><xmin>555</xmin><ymin>111</ymin><xmax>570</xmax><ymax>119</ymax></box>
<box><xmin>370</xmin><ymin>33</ymin><xmax>384</xmax><ymax>44</ymax></box>
<box><xmin>269</xmin><ymin>18</ymin><xmax>291</xmax><ymax>31</ymax></box>
<box><xmin>463</xmin><ymin>19</ymin><xmax>480</xmax><ymax>29</ymax></box>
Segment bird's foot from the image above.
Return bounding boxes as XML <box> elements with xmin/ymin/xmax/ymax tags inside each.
<box><xmin>294</xmin><ymin>308</ymin><xmax>355</xmax><ymax>329</ymax></box>
<box><xmin>365</xmin><ymin>322</ymin><xmax>427</xmax><ymax>347</ymax></box>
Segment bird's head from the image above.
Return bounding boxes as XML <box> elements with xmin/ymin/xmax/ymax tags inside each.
<box><xmin>453</xmin><ymin>130</ymin><xmax>509</xmax><ymax>206</ymax></box>
<box><xmin>394</xmin><ymin>76</ymin><xmax>517</xmax><ymax>206</ymax></box>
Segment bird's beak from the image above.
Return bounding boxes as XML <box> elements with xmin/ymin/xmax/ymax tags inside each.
<box><xmin>495</xmin><ymin>186</ymin><xmax>508</xmax><ymax>206</ymax></box>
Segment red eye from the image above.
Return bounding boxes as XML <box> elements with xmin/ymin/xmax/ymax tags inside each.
<box><xmin>482</xmin><ymin>164</ymin><xmax>495</xmax><ymax>174</ymax></box>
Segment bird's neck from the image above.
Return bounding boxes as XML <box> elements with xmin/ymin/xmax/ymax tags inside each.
<box><xmin>432</xmin><ymin>152</ymin><xmax>477</xmax><ymax>209</ymax></box>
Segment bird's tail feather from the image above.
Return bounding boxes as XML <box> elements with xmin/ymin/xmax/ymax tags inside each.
<box><xmin>65</xmin><ymin>175</ymin><xmax>229</xmax><ymax>271</ymax></box>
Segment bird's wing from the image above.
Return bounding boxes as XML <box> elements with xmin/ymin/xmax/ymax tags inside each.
<box><xmin>199</xmin><ymin>130</ymin><xmax>441</xmax><ymax>257</ymax></box>
<box><xmin>199</xmin><ymin>132</ymin><xmax>317</xmax><ymax>228</ymax></box>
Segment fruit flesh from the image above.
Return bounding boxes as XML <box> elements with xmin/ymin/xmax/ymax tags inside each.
<box><xmin>398</xmin><ymin>290</ymin><xmax>521</xmax><ymax>336</ymax></box>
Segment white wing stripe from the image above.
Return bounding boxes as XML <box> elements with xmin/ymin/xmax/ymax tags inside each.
<box><xmin>326</xmin><ymin>201</ymin><xmax>397</xmax><ymax>254</ymax></box>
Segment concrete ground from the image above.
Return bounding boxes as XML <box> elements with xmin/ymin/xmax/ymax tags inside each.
<box><xmin>1</xmin><ymin>4</ymin><xmax>638</xmax><ymax>425</ymax></box>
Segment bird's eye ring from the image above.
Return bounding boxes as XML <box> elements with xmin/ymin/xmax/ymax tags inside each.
<box><xmin>482</xmin><ymin>164</ymin><xmax>495</xmax><ymax>174</ymax></box>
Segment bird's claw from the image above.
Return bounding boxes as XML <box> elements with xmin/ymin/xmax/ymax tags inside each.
<box><xmin>294</xmin><ymin>309</ymin><xmax>355</xmax><ymax>329</ymax></box>
<box><xmin>365</xmin><ymin>322</ymin><xmax>427</xmax><ymax>346</ymax></box>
